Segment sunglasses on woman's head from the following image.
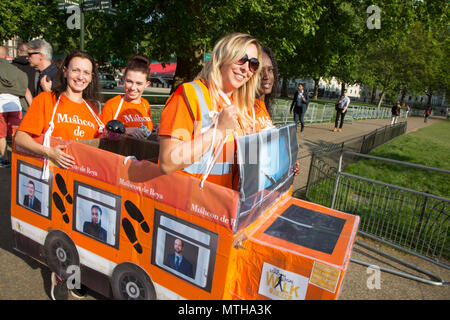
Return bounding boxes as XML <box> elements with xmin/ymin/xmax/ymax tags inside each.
<box><xmin>236</xmin><ymin>54</ymin><xmax>259</xmax><ymax>73</ymax></box>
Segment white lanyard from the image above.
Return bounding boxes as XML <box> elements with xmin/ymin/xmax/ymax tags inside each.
<box><xmin>41</xmin><ymin>95</ymin><xmax>105</xmax><ymax>180</ymax></box>
<box><xmin>113</xmin><ymin>97</ymin><xmax>125</xmax><ymax>120</ymax></box>
<box><xmin>113</xmin><ymin>96</ymin><xmax>147</xmax><ymax>120</ymax></box>
<box><xmin>199</xmin><ymin>90</ymin><xmax>256</xmax><ymax>188</ymax></box>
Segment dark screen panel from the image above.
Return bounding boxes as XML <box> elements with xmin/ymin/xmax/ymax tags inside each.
<box><xmin>264</xmin><ymin>205</ymin><xmax>346</xmax><ymax>254</ymax></box>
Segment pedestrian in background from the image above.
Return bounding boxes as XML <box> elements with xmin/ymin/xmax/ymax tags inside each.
<box><xmin>0</xmin><ymin>46</ymin><xmax>29</xmax><ymax>168</ymax></box>
<box><xmin>333</xmin><ymin>89</ymin><xmax>350</xmax><ymax>132</ymax></box>
<box><xmin>27</xmin><ymin>39</ymin><xmax>58</xmax><ymax>96</ymax></box>
<box><xmin>290</xmin><ymin>83</ymin><xmax>309</xmax><ymax>132</ymax></box>
<box><xmin>390</xmin><ymin>101</ymin><xmax>401</xmax><ymax>126</ymax></box>
<box><xmin>424</xmin><ymin>106</ymin><xmax>432</xmax><ymax>123</ymax></box>
<box><xmin>405</xmin><ymin>105</ymin><xmax>411</xmax><ymax>118</ymax></box>
<box><xmin>12</xmin><ymin>42</ymin><xmax>38</xmax><ymax>112</ymax></box>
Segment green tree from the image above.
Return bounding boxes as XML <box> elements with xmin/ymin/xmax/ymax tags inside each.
<box><xmin>131</xmin><ymin>0</ymin><xmax>323</xmax><ymax>90</ymax></box>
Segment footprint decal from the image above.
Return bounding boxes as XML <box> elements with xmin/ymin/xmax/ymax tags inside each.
<box><xmin>124</xmin><ymin>200</ymin><xmax>149</xmax><ymax>233</ymax></box>
<box><xmin>122</xmin><ymin>218</ymin><xmax>143</xmax><ymax>254</ymax></box>
<box><xmin>55</xmin><ymin>173</ymin><xmax>73</xmax><ymax>204</ymax></box>
<box><xmin>52</xmin><ymin>192</ymin><xmax>70</xmax><ymax>224</ymax></box>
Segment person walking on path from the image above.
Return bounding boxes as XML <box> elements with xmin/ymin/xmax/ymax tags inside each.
<box><xmin>333</xmin><ymin>89</ymin><xmax>350</xmax><ymax>132</ymax></box>
<box><xmin>424</xmin><ymin>106</ymin><xmax>432</xmax><ymax>123</ymax></box>
<box><xmin>390</xmin><ymin>101</ymin><xmax>401</xmax><ymax>126</ymax></box>
<box><xmin>405</xmin><ymin>105</ymin><xmax>411</xmax><ymax>119</ymax></box>
<box><xmin>290</xmin><ymin>83</ymin><xmax>309</xmax><ymax>132</ymax></box>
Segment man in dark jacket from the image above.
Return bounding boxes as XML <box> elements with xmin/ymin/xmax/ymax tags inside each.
<box><xmin>164</xmin><ymin>238</ymin><xmax>194</xmax><ymax>278</ymax></box>
<box><xmin>26</xmin><ymin>39</ymin><xmax>58</xmax><ymax>96</ymax></box>
<box><xmin>390</xmin><ymin>101</ymin><xmax>401</xmax><ymax>126</ymax></box>
<box><xmin>290</xmin><ymin>83</ymin><xmax>309</xmax><ymax>132</ymax></box>
<box><xmin>23</xmin><ymin>180</ymin><xmax>41</xmax><ymax>212</ymax></box>
<box><xmin>12</xmin><ymin>43</ymin><xmax>38</xmax><ymax>109</ymax></box>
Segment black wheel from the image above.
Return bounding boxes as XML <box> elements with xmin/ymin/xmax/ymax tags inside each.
<box><xmin>44</xmin><ymin>230</ymin><xmax>79</xmax><ymax>280</ymax></box>
<box><xmin>111</xmin><ymin>263</ymin><xmax>156</xmax><ymax>300</ymax></box>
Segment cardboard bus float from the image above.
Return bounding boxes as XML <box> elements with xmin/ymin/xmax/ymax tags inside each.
<box><xmin>10</xmin><ymin>123</ymin><xmax>359</xmax><ymax>300</ymax></box>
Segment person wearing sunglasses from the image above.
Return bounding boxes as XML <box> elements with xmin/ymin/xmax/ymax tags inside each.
<box><xmin>27</xmin><ymin>39</ymin><xmax>58</xmax><ymax>97</ymax></box>
<box><xmin>158</xmin><ymin>33</ymin><xmax>263</xmax><ymax>189</ymax></box>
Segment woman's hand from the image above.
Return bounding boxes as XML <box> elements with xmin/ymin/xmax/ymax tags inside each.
<box><xmin>125</xmin><ymin>127</ymin><xmax>147</xmax><ymax>140</ymax></box>
<box><xmin>14</xmin><ymin>130</ymin><xmax>75</xmax><ymax>169</ymax></box>
<box><xmin>216</xmin><ymin>106</ymin><xmax>239</xmax><ymax>139</ymax></box>
<box><xmin>292</xmin><ymin>160</ymin><xmax>300</xmax><ymax>176</ymax></box>
<box><xmin>47</xmin><ymin>144</ymin><xmax>75</xmax><ymax>169</ymax></box>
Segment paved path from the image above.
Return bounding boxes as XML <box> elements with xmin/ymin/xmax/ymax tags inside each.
<box><xmin>0</xmin><ymin>116</ymin><xmax>448</xmax><ymax>300</ymax></box>
<box><xmin>291</xmin><ymin>116</ymin><xmax>445</xmax><ymax>194</ymax></box>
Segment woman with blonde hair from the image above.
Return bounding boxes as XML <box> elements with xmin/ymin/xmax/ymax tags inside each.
<box><xmin>158</xmin><ymin>32</ymin><xmax>263</xmax><ymax>189</ymax></box>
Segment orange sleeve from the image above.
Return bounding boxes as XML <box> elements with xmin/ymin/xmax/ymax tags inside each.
<box><xmin>253</xmin><ymin>99</ymin><xmax>274</xmax><ymax>132</ymax></box>
<box><xmin>99</xmin><ymin>96</ymin><xmax>119</xmax><ymax>124</ymax></box>
<box><xmin>158</xmin><ymin>87</ymin><xmax>194</xmax><ymax>141</ymax></box>
<box><xmin>255</xmin><ymin>99</ymin><xmax>271</xmax><ymax>119</ymax></box>
<box><xmin>143</xmin><ymin>98</ymin><xmax>151</xmax><ymax>115</ymax></box>
<box><xmin>18</xmin><ymin>92</ymin><xmax>51</xmax><ymax>137</ymax></box>
<box><xmin>142</xmin><ymin>98</ymin><xmax>153</xmax><ymax>131</ymax></box>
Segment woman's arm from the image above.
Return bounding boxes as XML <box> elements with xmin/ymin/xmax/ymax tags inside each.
<box><xmin>14</xmin><ymin>130</ymin><xmax>75</xmax><ymax>169</ymax></box>
<box><xmin>159</xmin><ymin>105</ymin><xmax>237</xmax><ymax>174</ymax></box>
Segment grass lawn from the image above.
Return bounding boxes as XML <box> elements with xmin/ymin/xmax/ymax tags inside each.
<box><xmin>344</xmin><ymin>120</ymin><xmax>450</xmax><ymax>198</ymax></box>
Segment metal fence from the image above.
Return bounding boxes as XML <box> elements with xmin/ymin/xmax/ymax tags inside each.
<box><xmin>271</xmin><ymin>99</ymin><xmax>396</xmax><ymax>125</ymax></box>
<box><xmin>306</xmin><ymin>149</ymin><xmax>450</xmax><ymax>283</ymax></box>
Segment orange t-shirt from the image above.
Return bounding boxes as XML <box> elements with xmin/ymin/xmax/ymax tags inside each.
<box><xmin>159</xmin><ymin>81</ymin><xmax>236</xmax><ymax>189</ymax></box>
<box><xmin>18</xmin><ymin>92</ymin><xmax>101</xmax><ymax>141</ymax></box>
<box><xmin>253</xmin><ymin>99</ymin><xmax>274</xmax><ymax>131</ymax></box>
<box><xmin>100</xmin><ymin>95</ymin><xmax>153</xmax><ymax>131</ymax></box>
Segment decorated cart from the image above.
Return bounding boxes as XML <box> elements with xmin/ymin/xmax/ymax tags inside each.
<box><xmin>10</xmin><ymin>123</ymin><xmax>359</xmax><ymax>300</ymax></box>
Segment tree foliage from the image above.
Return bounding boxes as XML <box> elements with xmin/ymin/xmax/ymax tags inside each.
<box><xmin>1</xmin><ymin>0</ymin><xmax>447</xmax><ymax>105</ymax></box>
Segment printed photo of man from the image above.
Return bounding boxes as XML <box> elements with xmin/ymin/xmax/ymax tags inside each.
<box><xmin>164</xmin><ymin>238</ymin><xmax>194</xmax><ymax>278</ymax></box>
<box><xmin>23</xmin><ymin>180</ymin><xmax>41</xmax><ymax>212</ymax></box>
<box><xmin>83</xmin><ymin>204</ymin><xmax>107</xmax><ymax>242</ymax></box>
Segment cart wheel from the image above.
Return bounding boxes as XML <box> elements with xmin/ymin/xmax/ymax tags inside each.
<box><xmin>44</xmin><ymin>230</ymin><xmax>79</xmax><ymax>280</ymax></box>
<box><xmin>111</xmin><ymin>263</ymin><xmax>156</xmax><ymax>300</ymax></box>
